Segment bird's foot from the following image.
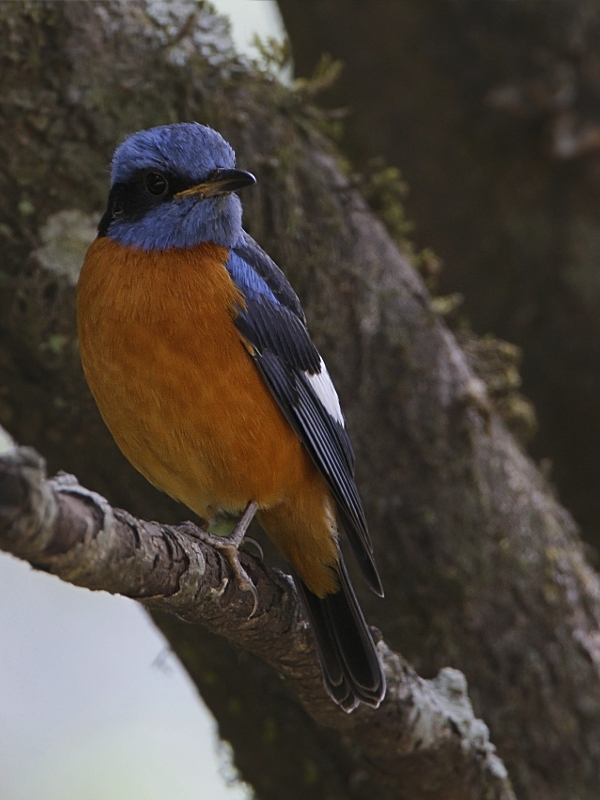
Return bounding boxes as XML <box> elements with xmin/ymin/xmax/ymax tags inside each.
<box><xmin>195</xmin><ymin>501</ymin><xmax>260</xmax><ymax>617</ymax></box>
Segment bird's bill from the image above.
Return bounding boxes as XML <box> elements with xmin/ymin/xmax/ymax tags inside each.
<box><xmin>174</xmin><ymin>168</ymin><xmax>256</xmax><ymax>199</ymax></box>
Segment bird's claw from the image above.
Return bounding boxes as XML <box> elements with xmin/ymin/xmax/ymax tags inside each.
<box><xmin>242</xmin><ymin>536</ymin><xmax>264</xmax><ymax>563</ymax></box>
<box><xmin>195</xmin><ymin>501</ymin><xmax>260</xmax><ymax>618</ymax></box>
<box><xmin>219</xmin><ymin>542</ymin><xmax>260</xmax><ymax>618</ymax></box>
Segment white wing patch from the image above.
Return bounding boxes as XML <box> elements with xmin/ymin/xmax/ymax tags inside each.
<box><xmin>304</xmin><ymin>358</ymin><xmax>345</xmax><ymax>426</ymax></box>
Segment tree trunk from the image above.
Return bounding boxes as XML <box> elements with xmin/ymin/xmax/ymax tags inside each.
<box><xmin>277</xmin><ymin>0</ymin><xmax>600</xmax><ymax>554</ymax></box>
<box><xmin>1</xmin><ymin>2</ymin><xmax>599</xmax><ymax>798</ymax></box>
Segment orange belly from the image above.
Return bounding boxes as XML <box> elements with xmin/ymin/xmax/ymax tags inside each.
<box><xmin>77</xmin><ymin>237</ymin><xmax>339</xmax><ymax>595</ymax></box>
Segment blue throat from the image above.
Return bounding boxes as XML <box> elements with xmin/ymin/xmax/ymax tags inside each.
<box><xmin>106</xmin><ymin>192</ymin><xmax>244</xmax><ymax>251</ymax></box>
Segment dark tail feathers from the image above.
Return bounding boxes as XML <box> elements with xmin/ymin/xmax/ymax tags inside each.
<box><xmin>294</xmin><ymin>552</ymin><xmax>386</xmax><ymax>712</ymax></box>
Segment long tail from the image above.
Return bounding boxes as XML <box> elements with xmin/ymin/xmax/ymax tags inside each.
<box><xmin>293</xmin><ymin>550</ymin><xmax>386</xmax><ymax>712</ymax></box>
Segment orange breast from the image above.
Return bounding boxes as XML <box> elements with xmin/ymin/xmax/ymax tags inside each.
<box><xmin>77</xmin><ymin>237</ymin><xmax>339</xmax><ymax>595</ymax></box>
<box><xmin>78</xmin><ymin>238</ymin><xmax>301</xmax><ymax>513</ymax></box>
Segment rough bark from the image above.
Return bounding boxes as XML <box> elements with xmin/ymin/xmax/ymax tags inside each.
<box><xmin>277</xmin><ymin>0</ymin><xmax>600</xmax><ymax>555</ymax></box>
<box><xmin>0</xmin><ymin>437</ymin><xmax>513</xmax><ymax>800</ymax></box>
<box><xmin>0</xmin><ymin>2</ymin><xmax>599</xmax><ymax>798</ymax></box>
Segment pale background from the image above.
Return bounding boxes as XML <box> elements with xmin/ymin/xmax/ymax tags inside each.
<box><xmin>0</xmin><ymin>3</ymin><xmax>283</xmax><ymax>799</ymax></box>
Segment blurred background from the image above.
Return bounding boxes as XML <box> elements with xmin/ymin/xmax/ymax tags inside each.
<box><xmin>0</xmin><ymin>3</ymin><xmax>283</xmax><ymax>799</ymax></box>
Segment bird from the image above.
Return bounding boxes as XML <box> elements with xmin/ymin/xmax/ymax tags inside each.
<box><xmin>77</xmin><ymin>122</ymin><xmax>386</xmax><ymax>711</ymax></box>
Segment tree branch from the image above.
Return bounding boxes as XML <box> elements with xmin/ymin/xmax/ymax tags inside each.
<box><xmin>0</xmin><ymin>435</ymin><xmax>514</xmax><ymax>800</ymax></box>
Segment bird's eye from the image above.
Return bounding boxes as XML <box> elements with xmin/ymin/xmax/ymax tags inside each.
<box><xmin>145</xmin><ymin>172</ymin><xmax>168</xmax><ymax>196</ymax></box>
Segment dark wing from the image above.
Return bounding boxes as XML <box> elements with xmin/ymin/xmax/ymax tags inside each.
<box><xmin>234</xmin><ymin>231</ymin><xmax>306</xmax><ymax>320</ymax></box>
<box><xmin>227</xmin><ymin>235</ymin><xmax>382</xmax><ymax>596</ymax></box>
